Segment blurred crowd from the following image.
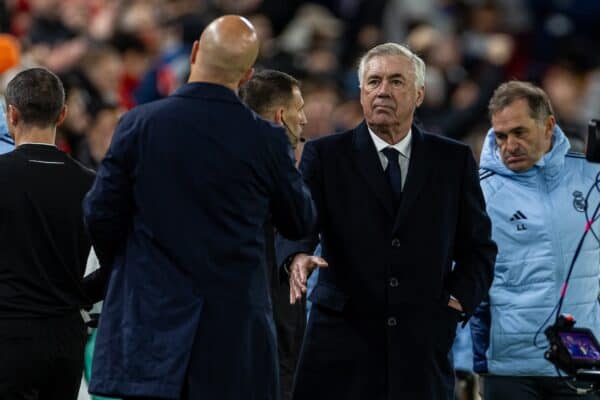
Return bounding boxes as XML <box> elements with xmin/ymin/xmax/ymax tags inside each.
<box><xmin>1</xmin><ymin>0</ymin><xmax>599</xmax><ymax>166</ymax></box>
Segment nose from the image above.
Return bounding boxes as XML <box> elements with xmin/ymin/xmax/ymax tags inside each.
<box><xmin>506</xmin><ymin>135</ymin><xmax>519</xmax><ymax>152</ymax></box>
<box><xmin>376</xmin><ymin>79</ymin><xmax>391</xmax><ymax>96</ymax></box>
<box><xmin>300</xmin><ymin>110</ymin><xmax>307</xmax><ymax>126</ymax></box>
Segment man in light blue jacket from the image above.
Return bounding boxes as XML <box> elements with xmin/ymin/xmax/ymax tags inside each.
<box><xmin>471</xmin><ymin>81</ymin><xmax>600</xmax><ymax>399</ymax></box>
<box><xmin>0</xmin><ymin>105</ymin><xmax>15</xmax><ymax>154</ymax></box>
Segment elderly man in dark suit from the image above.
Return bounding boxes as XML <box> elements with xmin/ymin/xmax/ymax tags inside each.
<box><xmin>83</xmin><ymin>15</ymin><xmax>315</xmax><ymax>400</ymax></box>
<box><xmin>281</xmin><ymin>43</ymin><xmax>497</xmax><ymax>399</ymax></box>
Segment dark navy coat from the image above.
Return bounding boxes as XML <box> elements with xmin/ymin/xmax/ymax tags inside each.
<box><xmin>83</xmin><ymin>82</ymin><xmax>315</xmax><ymax>399</ymax></box>
<box><xmin>279</xmin><ymin>122</ymin><xmax>497</xmax><ymax>399</ymax></box>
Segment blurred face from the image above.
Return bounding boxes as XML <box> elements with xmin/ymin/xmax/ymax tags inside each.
<box><xmin>360</xmin><ymin>54</ymin><xmax>424</xmax><ymax>134</ymax></box>
<box><xmin>281</xmin><ymin>86</ymin><xmax>307</xmax><ymax>148</ymax></box>
<box><xmin>492</xmin><ymin>98</ymin><xmax>554</xmax><ymax>172</ymax></box>
<box><xmin>89</xmin><ymin>108</ymin><xmax>120</xmax><ymax>162</ymax></box>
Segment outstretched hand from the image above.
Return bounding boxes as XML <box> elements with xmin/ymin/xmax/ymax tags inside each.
<box><xmin>289</xmin><ymin>253</ymin><xmax>328</xmax><ymax>304</ymax></box>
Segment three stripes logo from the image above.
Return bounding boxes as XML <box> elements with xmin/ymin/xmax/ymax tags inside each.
<box><xmin>510</xmin><ymin>210</ymin><xmax>527</xmax><ymax>231</ymax></box>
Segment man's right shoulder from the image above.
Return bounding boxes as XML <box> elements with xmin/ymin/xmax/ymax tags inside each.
<box><xmin>478</xmin><ymin>167</ymin><xmax>505</xmax><ymax>200</ymax></box>
<box><xmin>0</xmin><ymin>150</ymin><xmax>19</xmax><ymax>166</ymax></box>
<box><xmin>305</xmin><ymin>130</ymin><xmax>352</xmax><ymax>152</ymax></box>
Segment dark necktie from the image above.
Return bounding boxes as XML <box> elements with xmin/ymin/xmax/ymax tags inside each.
<box><xmin>381</xmin><ymin>147</ymin><xmax>402</xmax><ymax>205</ymax></box>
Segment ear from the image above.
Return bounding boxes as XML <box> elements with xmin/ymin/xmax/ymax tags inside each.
<box><xmin>6</xmin><ymin>104</ymin><xmax>19</xmax><ymax>127</ymax></box>
<box><xmin>273</xmin><ymin>107</ymin><xmax>284</xmax><ymax>126</ymax></box>
<box><xmin>189</xmin><ymin>40</ymin><xmax>199</xmax><ymax>66</ymax></box>
<box><xmin>238</xmin><ymin>67</ymin><xmax>255</xmax><ymax>88</ymax></box>
<box><xmin>545</xmin><ymin>115</ymin><xmax>556</xmax><ymax>138</ymax></box>
<box><xmin>415</xmin><ymin>86</ymin><xmax>425</xmax><ymax>107</ymax></box>
<box><xmin>55</xmin><ymin>105</ymin><xmax>68</xmax><ymax>128</ymax></box>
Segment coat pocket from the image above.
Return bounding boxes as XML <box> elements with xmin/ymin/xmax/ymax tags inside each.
<box><xmin>308</xmin><ymin>284</ymin><xmax>349</xmax><ymax>312</ymax></box>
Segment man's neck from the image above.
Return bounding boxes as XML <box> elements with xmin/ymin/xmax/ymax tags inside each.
<box><xmin>369</xmin><ymin>123</ymin><xmax>411</xmax><ymax>145</ymax></box>
<box><xmin>188</xmin><ymin>72</ymin><xmax>238</xmax><ymax>94</ymax></box>
<box><xmin>14</xmin><ymin>128</ymin><xmax>56</xmax><ymax>147</ymax></box>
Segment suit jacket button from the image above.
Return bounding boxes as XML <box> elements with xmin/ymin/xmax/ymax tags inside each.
<box><xmin>387</xmin><ymin>317</ymin><xmax>397</xmax><ymax>327</ymax></box>
<box><xmin>389</xmin><ymin>277</ymin><xmax>399</xmax><ymax>287</ymax></box>
<box><xmin>391</xmin><ymin>238</ymin><xmax>401</xmax><ymax>247</ymax></box>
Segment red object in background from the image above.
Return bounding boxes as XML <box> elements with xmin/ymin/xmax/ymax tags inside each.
<box><xmin>119</xmin><ymin>74</ymin><xmax>140</xmax><ymax>110</ymax></box>
<box><xmin>0</xmin><ymin>34</ymin><xmax>21</xmax><ymax>73</ymax></box>
<box><xmin>55</xmin><ymin>135</ymin><xmax>72</xmax><ymax>155</ymax></box>
<box><xmin>157</xmin><ymin>66</ymin><xmax>177</xmax><ymax>97</ymax></box>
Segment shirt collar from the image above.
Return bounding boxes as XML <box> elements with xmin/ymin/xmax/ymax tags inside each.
<box><xmin>367</xmin><ymin>126</ymin><xmax>412</xmax><ymax>158</ymax></box>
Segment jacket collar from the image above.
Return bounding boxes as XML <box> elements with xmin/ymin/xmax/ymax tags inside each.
<box><xmin>171</xmin><ymin>82</ymin><xmax>242</xmax><ymax>105</ymax></box>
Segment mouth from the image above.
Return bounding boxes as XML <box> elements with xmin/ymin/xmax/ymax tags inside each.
<box><xmin>373</xmin><ymin>104</ymin><xmax>394</xmax><ymax>113</ymax></box>
<box><xmin>506</xmin><ymin>155</ymin><xmax>526</xmax><ymax>164</ymax></box>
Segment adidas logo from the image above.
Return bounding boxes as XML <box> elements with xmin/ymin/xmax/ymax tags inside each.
<box><xmin>510</xmin><ymin>211</ymin><xmax>527</xmax><ymax>221</ymax></box>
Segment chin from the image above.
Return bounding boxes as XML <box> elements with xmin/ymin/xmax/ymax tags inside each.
<box><xmin>369</xmin><ymin>116</ymin><xmax>394</xmax><ymax>126</ymax></box>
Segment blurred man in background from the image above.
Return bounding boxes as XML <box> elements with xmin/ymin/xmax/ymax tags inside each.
<box><xmin>472</xmin><ymin>81</ymin><xmax>600</xmax><ymax>399</ymax></box>
<box><xmin>240</xmin><ymin>69</ymin><xmax>307</xmax><ymax>400</ymax></box>
<box><xmin>84</xmin><ymin>15</ymin><xmax>315</xmax><ymax>400</ymax></box>
<box><xmin>0</xmin><ymin>67</ymin><xmax>94</xmax><ymax>400</ymax></box>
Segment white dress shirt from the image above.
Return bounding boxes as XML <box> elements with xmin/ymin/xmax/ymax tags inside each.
<box><xmin>368</xmin><ymin>127</ymin><xmax>411</xmax><ymax>191</ymax></box>
<box><xmin>368</xmin><ymin>127</ymin><xmax>462</xmax><ymax>309</ymax></box>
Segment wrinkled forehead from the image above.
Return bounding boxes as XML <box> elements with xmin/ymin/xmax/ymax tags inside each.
<box><xmin>363</xmin><ymin>54</ymin><xmax>415</xmax><ymax>78</ymax></box>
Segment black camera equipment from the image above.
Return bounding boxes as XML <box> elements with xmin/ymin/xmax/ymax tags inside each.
<box><xmin>536</xmin><ymin>119</ymin><xmax>600</xmax><ymax>393</ymax></box>
<box><xmin>545</xmin><ymin>315</ymin><xmax>600</xmax><ymax>381</ymax></box>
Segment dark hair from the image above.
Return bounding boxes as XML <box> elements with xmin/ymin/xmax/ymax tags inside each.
<box><xmin>5</xmin><ymin>67</ymin><xmax>65</xmax><ymax>128</ymax></box>
<box><xmin>240</xmin><ymin>69</ymin><xmax>299</xmax><ymax>116</ymax></box>
<box><xmin>488</xmin><ymin>80</ymin><xmax>554</xmax><ymax>122</ymax></box>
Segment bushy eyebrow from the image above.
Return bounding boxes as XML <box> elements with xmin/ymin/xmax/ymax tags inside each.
<box><xmin>494</xmin><ymin>125</ymin><xmax>527</xmax><ymax>136</ymax></box>
<box><xmin>366</xmin><ymin>72</ymin><xmax>406</xmax><ymax>81</ymax></box>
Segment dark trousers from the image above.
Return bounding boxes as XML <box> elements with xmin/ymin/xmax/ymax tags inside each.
<box><xmin>0</xmin><ymin>313</ymin><xmax>86</xmax><ymax>400</ymax></box>
<box><xmin>482</xmin><ymin>375</ymin><xmax>600</xmax><ymax>399</ymax></box>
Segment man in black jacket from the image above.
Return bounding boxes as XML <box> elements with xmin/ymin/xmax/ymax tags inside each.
<box><xmin>240</xmin><ymin>69</ymin><xmax>308</xmax><ymax>400</ymax></box>
<box><xmin>0</xmin><ymin>67</ymin><xmax>95</xmax><ymax>400</ymax></box>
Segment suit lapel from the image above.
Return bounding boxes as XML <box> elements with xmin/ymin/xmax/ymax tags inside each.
<box><xmin>394</xmin><ymin>127</ymin><xmax>431</xmax><ymax>229</ymax></box>
<box><xmin>352</xmin><ymin>122</ymin><xmax>394</xmax><ymax>216</ymax></box>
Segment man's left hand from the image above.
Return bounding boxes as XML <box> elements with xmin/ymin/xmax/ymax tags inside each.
<box><xmin>448</xmin><ymin>297</ymin><xmax>463</xmax><ymax>312</ymax></box>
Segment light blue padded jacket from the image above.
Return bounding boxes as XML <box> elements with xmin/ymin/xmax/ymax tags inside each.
<box><xmin>0</xmin><ymin>105</ymin><xmax>14</xmax><ymax>154</ymax></box>
<box><xmin>471</xmin><ymin>124</ymin><xmax>600</xmax><ymax>376</ymax></box>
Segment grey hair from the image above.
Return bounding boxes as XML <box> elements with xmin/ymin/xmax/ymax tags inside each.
<box><xmin>488</xmin><ymin>80</ymin><xmax>554</xmax><ymax>122</ymax></box>
<box><xmin>357</xmin><ymin>43</ymin><xmax>426</xmax><ymax>90</ymax></box>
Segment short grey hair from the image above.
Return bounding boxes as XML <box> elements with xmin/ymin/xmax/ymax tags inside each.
<box><xmin>488</xmin><ymin>80</ymin><xmax>554</xmax><ymax>122</ymax></box>
<box><xmin>357</xmin><ymin>43</ymin><xmax>426</xmax><ymax>90</ymax></box>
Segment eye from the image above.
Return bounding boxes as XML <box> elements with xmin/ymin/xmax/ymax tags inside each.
<box><xmin>366</xmin><ymin>78</ymin><xmax>380</xmax><ymax>88</ymax></box>
<box><xmin>391</xmin><ymin>79</ymin><xmax>404</xmax><ymax>87</ymax></box>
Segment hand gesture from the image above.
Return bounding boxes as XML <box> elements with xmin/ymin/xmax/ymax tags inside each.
<box><xmin>289</xmin><ymin>253</ymin><xmax>328</xmax><ymax>304</ymax></box>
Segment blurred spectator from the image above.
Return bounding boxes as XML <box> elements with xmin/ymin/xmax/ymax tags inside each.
<box><xmin>300</xmin><ymin>80</ymin><xmax>340</xmax><ymax>140</ymax></box>
<box><xmin>111</xmin><ymin>32</ymin><xmax>151</xmax><ymax>110</ymax></box>
<box><xmin>76</xmin><ymin>103</ymin><xmax>121</xmax><ymax>170</ymax></box>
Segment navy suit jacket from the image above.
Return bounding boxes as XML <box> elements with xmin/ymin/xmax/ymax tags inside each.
<box><xmin>84</xmin><ymin>82</ymin><xmax>315</xmax><ymax>399</ymax></box>
<box><xmin>280</xmin><ymin>122</ymin><xmax>497</xmax><ymax>399</ymax></box>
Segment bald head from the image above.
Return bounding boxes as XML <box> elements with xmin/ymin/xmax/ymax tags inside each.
<box><xmin>189</xmin><ymin>15</ymin><xmax>259</xmax><ymax>91</ymax></box>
